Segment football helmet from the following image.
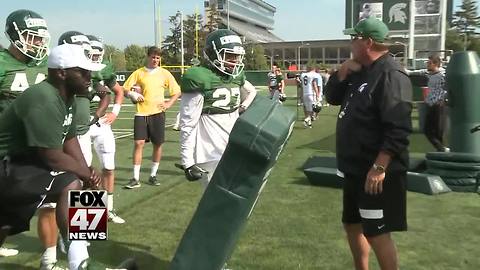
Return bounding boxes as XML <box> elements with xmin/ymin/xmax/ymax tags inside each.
<box><xmin>204</xmin><ymin>29</ymin><xmax>245</xmax><ymax>78</ymax></box>
<box><xmin>86</xmin><ymin>34</ymin><xmax>104</xmax><ymax>64</ymax></box>
<box><xmin>58</xmin><ymin>31</ymin><xmax>92</xmax><ymax>54</ymax></box>
<box><xmin>5</xmin><ymin>9</ymin><xmax>50</xmax><ymax>61</ymax></box>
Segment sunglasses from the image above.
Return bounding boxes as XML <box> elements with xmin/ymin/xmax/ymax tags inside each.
<box><xmin>350</xmin><ymin>35</ymin><xmax>368</xmax><ymax>41</ymax></box>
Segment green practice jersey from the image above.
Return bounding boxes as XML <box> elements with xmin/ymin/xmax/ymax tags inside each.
<box><xmin>75</xmin><ymin>60</ymin><xmax>116</xmax><ymax>135</ymax></box>
<box><xmin>0</xmin><ymin>81</ymin><xmax>76</xmax><ymax>158</ymax></box>
<box><xmin>181</xmin><ymin>66</ymin><xmax>245</xmax><ymax>115</ymax></box>
<box><xmin>0</xmin><ymin>49</ymin><xmax>47</xmax><ymax>112</ymax></box>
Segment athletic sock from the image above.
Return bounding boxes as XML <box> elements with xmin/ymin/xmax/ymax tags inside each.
<box><xmin>150</xmin><ymin>162</ymin><xmax>159</xmax><ymax>177</ymax></box>
<box><xmin>133</xmin><ymin>165</ymin><xmax>141</xmax><ymax>181</ymax></box>
<box><xmin>68</xmin><ymin>240</ymin><xmax>89</xmax><ymax>270</ymax></box>
<box><xmin>41</xmin><ymin>246</ymin><xmax>57</xmax><ymax>266</ymax></box>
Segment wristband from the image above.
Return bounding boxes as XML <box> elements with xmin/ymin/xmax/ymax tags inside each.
<box><xmin>112</xmin><ymin>104</ymin><xmax>121</xmax><ymax>116</ymax></box>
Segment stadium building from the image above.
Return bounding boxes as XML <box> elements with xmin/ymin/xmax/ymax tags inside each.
<box><xmin>205</xmin><ymin>0</ymin><xmax>453</xmax><ymax>70</ymax></box>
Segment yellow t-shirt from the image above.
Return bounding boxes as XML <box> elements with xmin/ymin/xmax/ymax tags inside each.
<box><xmin>124</xmin><ymin>67</ymin><xmax>181</xmax><ymax>116</ymax></box>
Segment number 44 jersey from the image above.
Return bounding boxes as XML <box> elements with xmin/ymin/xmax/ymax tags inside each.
<box><xmin>0</xmin><ymin>49</ymin><xmax>47</xmax><ymax>113</ymax></box>
<box><xmin>180</xmin><ymin>66</ymin><xmax>246</xmax><ymax>166</ymax></box>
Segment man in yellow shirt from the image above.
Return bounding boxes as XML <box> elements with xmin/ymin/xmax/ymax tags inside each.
<box><xmin>123</xmin><ymin>46</ymin><xmax>181</xmax><ymax>188</ymax></box>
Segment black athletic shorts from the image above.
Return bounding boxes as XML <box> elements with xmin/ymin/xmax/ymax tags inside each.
<box><xmin>0</xmin><ymin>157</ymin><xmax>78</xmax><ymax>235</ymax></box>
<box><xmin>342</xmin><ymin>171</ymin><xmax>407</xmax><ymax>237</ymax></box>
<box><xmin>133</xmin><ymin>112</ymin><xmax>165</xmax><ymax>145</ymax></box>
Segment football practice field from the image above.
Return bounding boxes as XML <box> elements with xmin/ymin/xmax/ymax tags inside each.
<box><xmin>1</xmin><ymin>86</ymin><xmax>479</xmax><ymax>270</ymax></box>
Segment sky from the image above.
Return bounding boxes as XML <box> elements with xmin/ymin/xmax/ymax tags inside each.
<box><xmin>0</xmin><ymin>0</ymin><xmax>467</xmax><ymax>49</ymax></box>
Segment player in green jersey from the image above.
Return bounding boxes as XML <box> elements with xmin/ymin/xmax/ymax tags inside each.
<box><xmin>0</xmin><ymin>43</ymin><xmax>107</xmax><ymax>270</ymax></box>
<box><xmin>0</xmin><ymin>9</ymin><xmax>50</xmax><ymax>114</ymax></box>
<box><xmin>85</xmin><ymin>34</ymin><xmax>125</xmax><ymax>224</ymax></box>
<box><xmin>0</xmin><ymin>8</ymin><xmax>51</xmax><ymax>259</ymax></box>
<box><xmin>179</xmin><ymin>29</ymin><xmax>256</xmax><ymax>188</ymax></box>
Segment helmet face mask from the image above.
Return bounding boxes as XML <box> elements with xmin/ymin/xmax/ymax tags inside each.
<box><xmin>86</xmin><ymin>35</ymin><xmax>104</xmax><ymax>64</ymax></box>
<box><xmin>5</xmin><ymin>10</ymin><xmax>50</xmax><ymax>61</ymax></box>
<box><xmin>58</xmin><ymin>31</ymin><xmax>92</xmax><ymax>59</ymax></box>
<box><xmin>204</xmin><ymin>30</ymin><xmax>245</xmax><ymax>78</ymax></box>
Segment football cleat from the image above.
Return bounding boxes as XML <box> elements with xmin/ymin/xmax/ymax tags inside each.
<box><xmin>124</xmin><ymin>179</ymin><xmax>141</xmax><ymax>189</ymax></box>
<box><xmin>148</xmin><ymin>176</ymin><xmax>161</xmax><ymax>186</ymax></box>
<box><xmin>0</xmin><ymin>247</ymin><xmax>18</xmax><ymax>257</ymax></box>
<box><xmin>40</xmin><ymin>262</ymin><xmax>66</xmax><ymax>270</ymax></box>
<box><xmin>108</xmin><ymin>210</ymin><xmax>126</xmax><ymax>224</ymax></box>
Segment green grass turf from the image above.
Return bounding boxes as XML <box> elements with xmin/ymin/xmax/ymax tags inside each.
<box><xmin>1</xmin><ymin>86</ymin><xmax>479</xmax><ymax>270</ymax></box>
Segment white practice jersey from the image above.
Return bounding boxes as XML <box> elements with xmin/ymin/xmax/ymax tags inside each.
<box><xmin>301</xmin><ymin>71</ymin><xmax>322</xmax><ymax>97</ymax></box>
<box><xmin>179</xmin><ymin>80</ymin><xmax>257</xmax><ymax>168</ymax></box>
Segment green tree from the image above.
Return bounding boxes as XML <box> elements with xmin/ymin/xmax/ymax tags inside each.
<box><xmin>244</xmin><ymin>44</ymin><xmax>268</xmax><ymax>70</ymax></box>
<box><xmin>124</xmin><ymin>45</ymin><xmax>146</xmax><ymax>71</ymax></box>
<box><xmin>451</xmin><ymin>0</ymin><xmax>480</xmax><ymax>50</ymax></box>
<box><xmin>183</xmin><ymin>13</ymin><xmax>207</xmax><ymax>64</ymax></box>
<box><xmin>104</xmin><ymin>44</ymin><xmax>126</xmax><ymax>71</ymax></box>
<box><xmin>204</xmin><ymin>5</ymin><xmax>222</xmax><ymax>33</ymax></box>
<box><xmin>162</xmin><ymin>11</ymin><xmax>182</xmax><ymax>65</ymax></box>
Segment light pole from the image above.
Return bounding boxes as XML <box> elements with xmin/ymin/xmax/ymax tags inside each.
<box><xmin>227</xmin><ymin>0</ymin><xmax>230</xmax><ymax>30</ymax></box>
<box><xmin>297</xmin><ymin>42</ymin><xmax>310</xmax><ymax>70</ymax></box>
<box><xmin>181</xmin><ymin>11</ymin><xmax>184</xmax><ymax>74</ymax></box>
<box><xmin>154</xmin><ymin>0</ymin><xmax>161</xmax><ymax>48</ymax></box>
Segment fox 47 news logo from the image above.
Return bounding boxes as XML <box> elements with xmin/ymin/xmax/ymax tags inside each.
<box><xmin>68</xmin><ymin>190</ymin><xmax>108</xmax><ymax>241</ymax></box>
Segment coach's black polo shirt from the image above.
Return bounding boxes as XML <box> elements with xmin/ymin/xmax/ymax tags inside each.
<box><xmin>325</xmin><ymin>54</ymin><xmax>412</xmax><ymax>176</ymax></box>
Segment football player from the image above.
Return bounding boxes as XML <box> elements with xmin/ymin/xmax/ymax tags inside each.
<box><xmin>179</xmin><ymin>29</ymin><xmax>256</xmax><ymax>188</ymax></box>
<box><xmin>85</xmin><ymin>34</ymin><xmax>126</xmax><ymax>224</ymax></box>
<box><xmin>34</xmin><ymin>31</ymin><xmax>99</xmax><ymax>270</ymax></box>
<box><xmin>275</xmin><ymin>67</ymin><xmax>286</xmax><ymax>102</ymax></box>
<box><xmin>0</xmin><ymin>8</ymin><xmax>50</xmax><ymax>258</ymax></box>
<box><xmin>300</xmin><ymin>66</ymin><xmax>322</xmax><ymax>128</ymax></box>
<box><xmin>267</xmin><ymin>63</ymin><xmax>278</xmax><ymax>98</ymax></box>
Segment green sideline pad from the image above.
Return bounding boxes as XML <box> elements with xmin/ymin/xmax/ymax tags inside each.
<box><xmin>425</xmin><ymin>167</ymin><xmax>480</xmax><ymax>178</ymax></box>
<box><xmin>302</xmin><ymin>156</ymin><xmax>337</xmax><ymax>170</ymax></box>
<box><xmin>304</xmin><ymin>167</ymin><xmax>343</xmax><ymax>188</ymax></box>
<box><xmin>448</xmin><ymin>185</ymin><xmax>480</xmax><ymax>193</ymax></box>
<box><xmin>170</xmin><ymin>96</ymin><xmax>296</xmax><ymax>270</ymax></box>
<box><xmin>426</xmin><ymin>151</ymin><xmax>480</xmax><ymax>163</ymax></box>
<box><xmin>407</xmin><ymin>172</ymin><xmax>451</xmax><ymax>195</ymax></box>
<box><xmin>302</xmin><ymin>156</ymin><xmax>426</xmax><ymax>172</ymax></box>
<box><xmin>442</xmin><ymin>177</ymin><xmax>478</xmax><ymax>186</ymax></box>
<box><xmin>426</xmin><ymin>159</ymin><xmax>480</xmax><ymax>171</ymax></box>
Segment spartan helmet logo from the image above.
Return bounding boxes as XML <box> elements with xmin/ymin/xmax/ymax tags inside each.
<box><xmin>389</xmin><ymin>3</ymin><xmax>408</xmax><ymax>24</ymax></box>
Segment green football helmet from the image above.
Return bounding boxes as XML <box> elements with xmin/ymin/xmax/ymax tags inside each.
<box><xmin>86</xmin><ymin>34</ymin><xmax>104</xmax><ymax>64</ymax></box>
<box><xmin>58</xmin><ymin>31</ymin><xmax>92</xmax><ymax>56</ymax></box>
<box><xmin>5</xmin><ymin>9</ymin><xmax>50</xmax><ymax>61</ymax></box>
<box><xmin>204</xmin><ymin>29</ymin><xmax>245</xmax><ymax>78</ymax></box>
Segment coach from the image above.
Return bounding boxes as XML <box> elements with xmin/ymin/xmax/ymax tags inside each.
<box><xmin>325</xmin><ymin>17</ymin><xmax>412</xmax><ymax>270</ymax></box>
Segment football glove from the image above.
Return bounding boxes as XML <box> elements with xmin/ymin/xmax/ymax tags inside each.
<box><xmin>312</xmin><ymin>102</ymin><xmax>322</xmax><ymax>113</ymax></box>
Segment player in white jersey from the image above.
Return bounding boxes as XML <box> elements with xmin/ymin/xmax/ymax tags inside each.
<box><xmin>300</xmin><ymin>66</ymin><xmax>322</xmax><ymax>128</ymax></box>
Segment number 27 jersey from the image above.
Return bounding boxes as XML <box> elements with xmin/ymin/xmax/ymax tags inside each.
<box><xmin>180</xmin><ymin>66</ymin><xmax>246</xmax><ymax>165</ymax></box>
<box><xmin>181</xmin><ymin>66</ymin><xmax>245</xmax><ymax>114</ymax></box>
